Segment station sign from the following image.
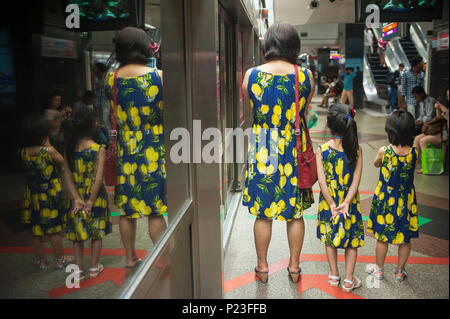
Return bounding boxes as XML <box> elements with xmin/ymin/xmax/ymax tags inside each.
<box><xmin>382</xmin><ymin>22</ymin><xmax>398</xmax><ymax>40</ymax></box>
<box><xmin>438</xmin><ymin>30</ymin><xmax>448</xmax><ymax>51</ymax></box>
<box><xmin>41</xmin><ymin>36</ymin><xmax>77</xmax><ymax>59</ymax></box>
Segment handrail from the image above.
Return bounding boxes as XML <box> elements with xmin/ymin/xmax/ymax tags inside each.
<box><xmin>410</xmin><ymin>23</ymin><xmax>428</xmax><ymax>62</ymax></box>
<box><xmin>363</xmin><ymin>53</ymin><xmax>379</xmax><ymax>102</ymax></box>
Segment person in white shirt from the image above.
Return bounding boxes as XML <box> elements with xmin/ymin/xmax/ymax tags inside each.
<box><xmin>364</xmin><ymin>27</ymin><xmax>373</xmax><ymax>57</ymax></box>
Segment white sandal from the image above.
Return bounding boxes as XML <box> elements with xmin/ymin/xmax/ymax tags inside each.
<box><xmin>89</xmin><ymin>263</ymin><xmax>104</xmax><ymax>278</ymax></box>
<box><xmin>394</xmin><ymin>269</ymin><xmax>407</xmax><ymax>282</ymax></box>
<box><xmin>328</xmin><ymin>274</ymin><xmax>340</xmax><ymax>287</ymax></box>
<box><xmin>36</xmin><ymin>259</ymin><xmax>48</xmax><ymax>270</ymax></box>
<box><xmin>342</xmin><ymin>277</ymin><xmax>361</xmax><ymax>293</ymax></box>
<box><xmin>365</xmin><ymin>263</ymin><xmax>384</xmax><ymax>280</ymax></box>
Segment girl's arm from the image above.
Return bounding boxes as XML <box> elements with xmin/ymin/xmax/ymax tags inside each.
<box><xmin>374</xmin><ymin>146</ymin><xmax>385</xmax><ymax>168</ymax></box>
<box><xmin>85</xmin><ymin>147</ymin><xmax>106</xmax><ymax>214</ymax></box>
<box><xmin>242</xmin><ymin>68</ymin><xmax>252</xmax><ymax>110</ymax></box>
<box><xmin>316</xmin><ymin>147</ymin><xmax>338</xmax><ymax>218</ymax></box>
<box><xmin>338</xmin><ymin>146</ymin><xmax>363</xmax><ymax>219</ymax></box>
<box><xmin>47</xmin><ymin>145</ymin><xmax>64</xmax><ymax>171</ymax></box>
<box><xmin>63</xmin><ymin>155</ymin><xmax>85</xmax><ymax>214</ymax></box>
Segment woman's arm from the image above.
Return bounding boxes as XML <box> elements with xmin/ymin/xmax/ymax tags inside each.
<box><xmin>316</xmin><ymin>147</ymin><xmax>338</xmax><ymax>218</ymax></box>
<box><xmin>306</xmin><ymin>69</ymin><xmax>315</xmax><ymax>121</ymax></box>
<box><xmin>242</xmin><ymin>68</ymin><xmax>253</xmax><ymax>110</ymax></box>
<box><xmin>85</xmin><ymin>147</ymin><xmax>106</xmax><ymax>214</ymax></box>
<box><xmin>374</xmin><ymin>146</ymin><xmax>385</xmax><ymax>168</ymax></box>
<box><xmin>62</xmin><ymin>155</ymin><xmax>85</xmax><ymax>214</ymax></box>
<box><xmin>338</xmin><ymin>146</ymin><xmax>363</xmax><ymax>218</ymax></box>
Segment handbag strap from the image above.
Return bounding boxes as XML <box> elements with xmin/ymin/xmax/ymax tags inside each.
<box><xmin>110</xmin><ymin>69</ymin><xmax>119</xmax><ymax>135</ymax></box>
<box><xmin>294</xmin><ymin>65</ymin><xmax>312</xmax><ymax>154</ymax></box>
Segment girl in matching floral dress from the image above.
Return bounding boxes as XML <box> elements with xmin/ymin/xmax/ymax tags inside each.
<box><xmin>63</xmin><ymin>108</ymin><xmax>111</xmax><ymax>281</ymax></box>
<box><xmin>366</xmin><ymin>110</ymin><xmax>419</xmax><ymax>282</ymax></box>
<box><xmin>20</xmin><ymin>116</ymin><xmax>72</xmax><ymax>270</ymax></box>
<box><xmin>316</xmin><ymin>104</ymin><xmax>364</xmax><ymax>293</ymax></box>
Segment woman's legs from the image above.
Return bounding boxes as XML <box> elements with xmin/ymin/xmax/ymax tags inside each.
<box><xmin>73</xmin><ymin>241</ymin><xmax>84</xmax><ymax>269</ymax></box>
<box><xmin>254</xmin><ymin>218</ymin><xmax>273</xmax><ymax>272</ymax></box>
<box><xmin>415</xmin><ymin>134</ymin><xmax>442</xmax><ymax>173</ymax></box>
<box><xmin>286</xmin><ymin>218</ymin><xmax>305</xmax><ymax>272</ymax></box>
<box><xmin>325</xmin><ymin>245</ymin><xmax>339</xmax><ymax>279</ymax></box>
<box><xmin>343</xmin><ymin>247</ymin><xmax>358</xmax><ymax>287</ymax></box>
<box><xmin>148</xmin><ymin>215</ymin><xmax>167</xmax><ymax>245</ymax></box>
<box><xmin>31</xmin><ymin>235</ymin><xmax>45</xmax><ymax>261</ymax></box>
<box><xmin>119</xmin><ymin>216</ymin><xmax>138</xmax><ymax>267</ymax></box>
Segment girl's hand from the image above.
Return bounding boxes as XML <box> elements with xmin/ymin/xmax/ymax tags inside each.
<box><xmin>330</xmin><ymin>203</ymin><xmax>339</xmax><ymax>221</ymax></box>
<box><xmin>337</xmin><ymin>201</ymin><xmax>350</xmax><ymax>219</ymax></box>
<box><xmin>72</xmin><ymin>198</ymin><xmax>85</xmax><ymax>214</ymax></box>
<box><xmin>85</xmin><ymin>200</ymin><xmax>94</xmax><ymax>216</ymax></box>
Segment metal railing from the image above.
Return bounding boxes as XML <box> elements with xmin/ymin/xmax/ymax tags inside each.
<box><xmin>410</xmin><ymin>22</ymin><xmax>428</xmax><ymax>62</ymax></box>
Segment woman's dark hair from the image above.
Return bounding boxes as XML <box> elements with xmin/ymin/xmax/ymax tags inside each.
<box><xmin>262</xmin><ymin>22</ymin><xmax>300</xmax><ymax>65</ymax></box>
<box><xmin>327</xmin><ymin>104</ymin><xmax>359</xmax><ymax>167</ymax></box>
<box><xmin>20</xmin><ymin>115</ymin><xmax>51</xmax><ymax>148</ymax></box>
<box><xmin>64</xmin><ymin>107</ymin><xmax>99</xmax><ymax>165</ymax></box>
<box><xmin>115</xmin><ymin>27</ymin><xmax>151</xmax><ymax>66</ymax></box>
<box><xmin>385</xmin><ymin>110</ymin><xmax>415</xmax><ymax>147</ymax></box>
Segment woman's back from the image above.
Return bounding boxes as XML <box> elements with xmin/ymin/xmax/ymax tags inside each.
<box><xmin>248</xmin><ymin>63</ymin><xmax>311</xmax><ymax>129</ymax></box>
<box><xmin>106</xmin><ymin>67</ymin><xmax>163</xmax><ymax>131</ymax></box>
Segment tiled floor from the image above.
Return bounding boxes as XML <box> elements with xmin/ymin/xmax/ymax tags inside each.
<box><xmin>223</xmin><ymin>99</ymin><xmax>450</xmax><ymax>299</ymax></box>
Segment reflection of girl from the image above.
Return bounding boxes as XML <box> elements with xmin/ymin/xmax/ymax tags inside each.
<box><xmin>105</xmin><ymin>27</ymin><xmax>167</xmax><ymax>268</ymax></box>
<box><xmin>63</xmin><ymin>109</ymin><xmax>111</xmax><ymax>281</ymax></box>
<box><xmin>44</xmin><ymin>92</ymin><xmax>71</xmax><ymax>153</ymax></box>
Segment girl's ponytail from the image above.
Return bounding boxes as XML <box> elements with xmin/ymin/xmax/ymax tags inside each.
<box><xmin>342</xmin><ymin>113</ymin><xmax>359</xmax><ymax>167</ymax></box>
<box><xmin>327</xmin><ymin>104</ymin><xmax>359</xmax><ymax>167</ymax></box>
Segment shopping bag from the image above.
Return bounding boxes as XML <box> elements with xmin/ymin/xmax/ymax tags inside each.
<box><xmin>307</xmin><ymin>111</ymin><xmax>318</xmax><ymax>129</ymax></box>
<box><xmin>421</xmin><ymin>143</ymin><xmax>444</xmax><ymax>175</ymax></box>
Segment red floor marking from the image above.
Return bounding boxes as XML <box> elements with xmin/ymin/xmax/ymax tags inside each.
<box><xmin>297</xmin><ymin>274</ymin><xmax>364</xmax><ymax>299</ymax></box>
<box><xmin>223</xmin><ymin>254</ymin><xmax>449</xmax><ymax>293</ymax></box>
<box><xmin>48</xmin><ymin>267</ymin><xmax>127</xmax><ymax>298</ymax></box>
<box><xmin>0</xmin><ymin>246</ymin><xmax>149</xmax><ymax>259</ymax></box>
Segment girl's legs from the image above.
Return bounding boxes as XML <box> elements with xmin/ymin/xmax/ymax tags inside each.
<box><xmin>119</xmin><ymin>216</ymin><xmax>138</xmax><ymax>267</ymax></box>
<box><xmin>31</xmin><ymin>235</ymin><xmax>45</xmax><ymax>261</ymax></box>
<box><xmin>90</xmin><ymin>239</ymin><xmax>102</xmax><ymax>269</ymax></box>
<box><xmin>325</xmin><ymin>245</ymin><xmax>339</xmax><ymax>281</ymax></box>
<box><xmin>375</xmin><ymin>240</ymin><xmax>389</xmax><ymax>272</ymax></box>
<box><xmin>73</xmin><ymin>241</ymin><xmax>84</xmax><ymax>269</ymax></box>
<box><xmin>49</xmin><ymin>232</ymin><xmax>65</xmax><ymax>260</ymax></box>
<box><xmin>254</xmin><ymin>218</ymin><xmax>273</xmax><ymax>272</ymax></box>
<box><xmin>286</xmin><ymin>218</ymin><xmax>305</xmax><ymax>272</ymax></box>
<box><xmin>343</xmin><ymin>247</ymin><xmax>358</xmax><ymax>288</ymax></box>
<box><xmin>396</xmin><ymin>242</ymin><xmax>412</xmax><ymax>278</ymax></box>
<box><xmin>148</xmin><ymin>215</ymin><xmax>167</xmax><ymax>245</ymax></box>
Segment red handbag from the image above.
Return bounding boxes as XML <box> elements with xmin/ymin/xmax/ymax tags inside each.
<box><xmin>294</xmin><ymin>65</ymin><xmax>318</xmax><ymax>189</ymax></box>
<box><xmin>104</xmin><ymin>70</ymin><xmax>119</xmax><ymax>187</ymax></box>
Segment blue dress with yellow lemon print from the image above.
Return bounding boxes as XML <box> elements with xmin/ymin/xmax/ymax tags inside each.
<box><xmin>242</xmin><ymin>67</ymin><xmax>314</xmax><ymax>221</ymax></box>
<box><xmin>65</xmin><ymin>143</ymin><xmax>112</xmax><ymax>241</ymax></box>
<box><xmin>316</xmin><ymin>144</ymin><xmax>364</xmax><ymax>248</ymax></box>
<box><xmin>368</xmin><ymin>145</ymin><xmax>419</xmax><ymax>244</ymax></box>
<box><xmin>105</xmin><ymin>69</ymin><xmax>167</xmax><ymax>218</ymax></box>
<box><xmin>20</xmin><ymin>147</ymin><xmax>68</xmax><ymax>236</ymax></box>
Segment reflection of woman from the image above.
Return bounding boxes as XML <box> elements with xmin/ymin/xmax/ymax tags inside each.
<box><xmin>105</xmin><ymin>27</ymin><xmax>167</xmax><ymax>268</ymax></box>
<box><xmin>242</xmin><ymin>22</ymin><xmax>315</xmax><ymax>284</ymax></box>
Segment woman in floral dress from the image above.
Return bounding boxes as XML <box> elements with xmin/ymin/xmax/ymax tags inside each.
<box><xmin>105</xmin><ymin>27</ymin><xmax>167</xmax><ymax>268</ymax></box>
<box><xmin>242</xmin><ymin>22</ymin><xmax>315</xmax><ymax>283</ymax></box>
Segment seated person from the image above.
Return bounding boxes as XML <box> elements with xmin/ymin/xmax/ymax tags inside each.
<box><xmin>412</xmin><ymin>86</ymin><xmax>436</xmax><ymax>136</ymax></box>
<box><xmin>72</xmin><ymin>90</ymin><xmax>96</xmax><ymax>115</ymax></box>
<box><xmin>318</xmin><ymin>76</ymin><xmax>338</xmax><ymax>108</ymax></box>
